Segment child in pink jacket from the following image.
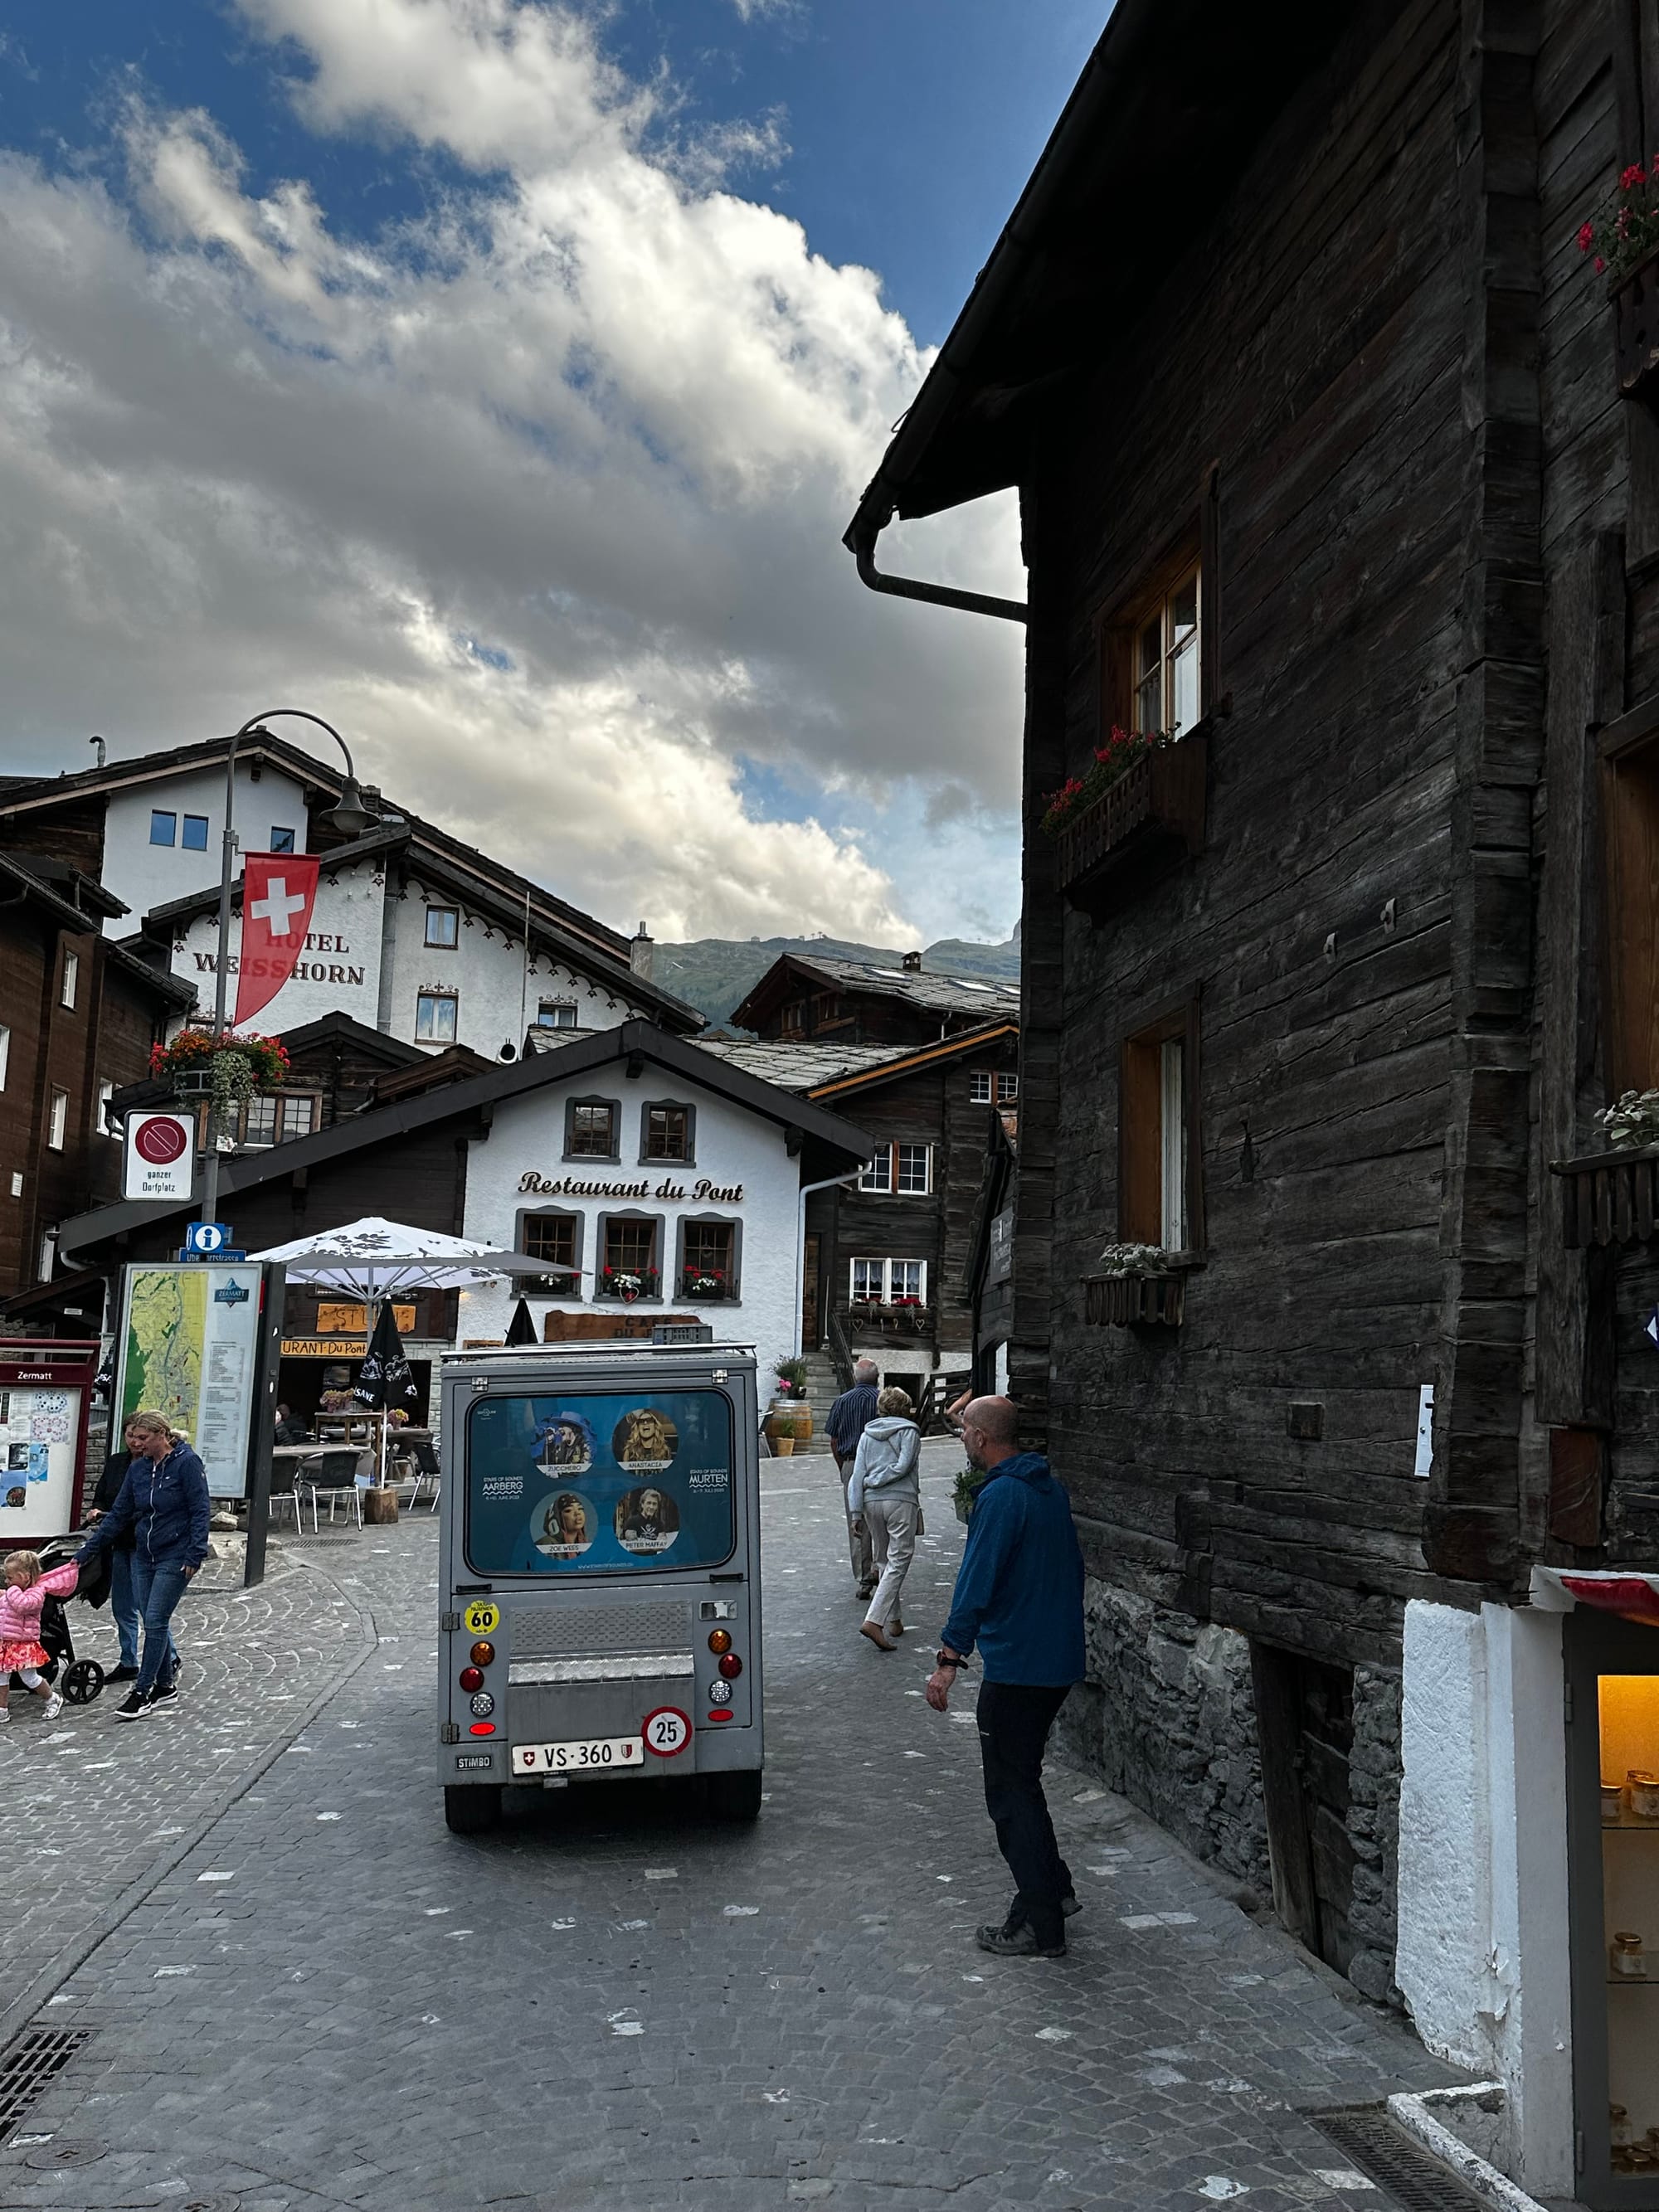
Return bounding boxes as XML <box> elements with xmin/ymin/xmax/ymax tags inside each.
<box><xmin>0</xmin><ymin>1551</ymin><xmax>78</xmax><ymax>1721</ymax></box>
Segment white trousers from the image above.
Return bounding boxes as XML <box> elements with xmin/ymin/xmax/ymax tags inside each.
<box><xmin>862</xmin><ymin>1492</ymin><xmax>920</xmax><ymax>1631</ymax></box>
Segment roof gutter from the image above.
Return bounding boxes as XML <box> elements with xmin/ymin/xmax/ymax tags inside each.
<box><xmin>848</xmin><ymin>505</ymin><xmax>1027</xmax><ymax>625</ymax></box>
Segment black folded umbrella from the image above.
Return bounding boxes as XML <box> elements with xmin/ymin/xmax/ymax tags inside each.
<box><xmin>353</xmin><ymin>1301</ymin><xmax>420</xmax><ymax>1414</ymax></box>
<box><xmin>504</xmin><ymin>1297</ymin><xmax>538</xmax><ymax>1348</ymax></box>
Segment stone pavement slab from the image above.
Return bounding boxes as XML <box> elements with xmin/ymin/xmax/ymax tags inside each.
<box><xmin>0</xmin><ymin>1447</ymin><xmax>1453</xmax><ymax>2210</ymax></box>
<box><xmin>0</xmin><ymin>1539</ymin><xmax>376</xmax><ymax>2020</ymax></box>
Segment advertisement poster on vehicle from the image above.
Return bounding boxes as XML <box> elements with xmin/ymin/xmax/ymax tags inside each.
<box><xmin>112</xmin><ymin>1264</ymin><xmax>266</xmax><ymax>1498</ymax></box>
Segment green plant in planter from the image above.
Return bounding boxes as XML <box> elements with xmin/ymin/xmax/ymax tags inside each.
<box><xmin>150</xmin><ymin>1028</ymin><xmax>289</xmax><ymax>1125</ymax></box>
<box><xmin>1597</xmin><ymin>1089</ymin><xmax>1659</xmax><ymax>1150</ymax></box>
<box><xmin>773</xmin><ymin>1356</ymin><xmax>808</xmax><ymax>1400</ymax></box>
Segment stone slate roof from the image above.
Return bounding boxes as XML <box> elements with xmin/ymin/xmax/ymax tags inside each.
<box><xmin>691</xmin><ymin>1038</ymin><xmax>912</xmax><ymax>1095</ymax></box>
<box><xmin>729</xmin><ymin>950</ymin><xmax>1019</xmax><ymax>1032</ymax></box>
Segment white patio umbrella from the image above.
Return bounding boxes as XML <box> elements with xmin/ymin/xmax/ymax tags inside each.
<box><xmin>248</xmin><ymin>1217</ymin><xmax>547</xmax><ymax>1483</ymax></box>
<box><xmin>248</xmin><ymin>1215</ymin><xmax>546</xmax><ymax>1299</ymax></box>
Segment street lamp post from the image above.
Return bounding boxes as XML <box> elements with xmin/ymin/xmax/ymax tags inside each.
<box><xmin>197</xmin><ymin>711</ymin><xmax>376</xmax><ymax>1230</ymax></box>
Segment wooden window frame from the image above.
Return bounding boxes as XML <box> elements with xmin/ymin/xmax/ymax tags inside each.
<box><xmin>270</xmin><ymin>825</ymin><xmax>296</xmax><ymax>854</ymax></box>
<box><xmin>415</xmin><ymin>989</ymin><xmax>457</xmax><ymax>1043</ymax></box>
<box><xmin>46</xmin><ymin>1087</ymin><xmax>69</xmax><ymax>1153</ymax></box>
<box><xmin>423</xmin><ymin>905</ymin><xmax>460</xmax><ymax>950</ymax></box>
<box><xmin>1095</xmin><ymin>468</ymin><xmax>1221</xmax><ymax>742</ymax></box>
<box><xmin>565</xmin><ymin>1096</ymin><xmax>620</xmax><ymax>1162</ymax></box>
<box><xmin>859</xmin><ymin>1147</ymin><xmax>893</xmax><ymax>1194</ymax></box>
<box><xmin>1118</xmin><ymin>994</ymin><xmax>1204</xmax><ymax>1256</ymax></box>
<box><xmin>518</xmin><ymin>1207</ymin><xmax>583</xmax><ymax>1295</ymax></box>
<box><xmin>849</xmin><ymin>1257</ymin><xmax>927</xmax><ymax>1306</ymax></box>
<box><xmin>537</xmin><ymin>999</ymin><xmax>579</xmax><ymax>1030</ymax></box>
<box><xmin>639</xmin><ymin>1100</ymin><xmax>695</xmax><ymax>1165</ymax></box>
<box><xmin>894</xmin><ymin>1142</ymin><xmax>933</xmax><ymax>1196</ymax></box>
<box><xmin>677</xmin><ymin>1214</ymin><xmax>741</xmax><ymax>1300</ymax></box>
<box><xmin>596</xmin><ymin>1209</ymin><xmax>663</xmax><ymax>1300</ymax></box>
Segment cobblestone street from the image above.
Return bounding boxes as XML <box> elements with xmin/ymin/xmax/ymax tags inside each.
<box><xmin>0</xmin><ymin>1449</ymin><xmax>1454</xmax><ymax>2210</ymax></box>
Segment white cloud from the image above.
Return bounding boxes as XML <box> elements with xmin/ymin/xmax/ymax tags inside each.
<box><xmin>0</xmin><ymin>0</ymin><xmax>1025</xmax><ymax>942</ymax></box>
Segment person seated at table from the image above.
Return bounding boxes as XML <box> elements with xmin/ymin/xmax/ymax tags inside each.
<box><xmin>274</xmin><ymin>1404</ymin><xmax>311</xmax><ymax>1446</ymax></box>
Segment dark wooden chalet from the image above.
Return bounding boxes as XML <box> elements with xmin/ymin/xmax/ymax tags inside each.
<box><xmin>0</xmin><ymin>853</ymin><xmax>193</xmax><ymax>1316</ymax></box>
<box><xmin>844</xmin><ymin>2</ymin><xmax>1659</xmax><ymax>2186</ymax></box>
<box><xmin>732</xmin><ymin>949</ymin><xmax>1019</xmax><ymax>1048</ymax></box>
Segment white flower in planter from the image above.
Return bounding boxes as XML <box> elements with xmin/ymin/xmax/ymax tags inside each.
<box><xmin>1095</xmin><ymin>1242</ymin><xmax>1170</xmax><ymax>1277</ymax></box>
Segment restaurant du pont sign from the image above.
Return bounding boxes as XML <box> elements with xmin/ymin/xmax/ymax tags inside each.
<box><xmin>517</xmin><ymin>1173</ymin><xmax>746</xmax><ymax>1203</ymax></box>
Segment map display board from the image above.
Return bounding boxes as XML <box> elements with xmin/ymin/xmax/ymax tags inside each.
<box><xmin>113</xmin><ymin>1264</ymin><xmax>266</xmax><ymax>1499</ymax></box>
<box><xmin>0</xmin><ymin>1342</ymin><xmax>100</xmax><ymax>1541</ymax></box>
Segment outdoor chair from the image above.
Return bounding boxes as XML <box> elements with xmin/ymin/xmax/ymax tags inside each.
<box><xmin>300</xmin><ymin>1447</ymin><xmax>366</xmax><ymax>1531</ymax></box>
<box><xmin>406</xmin><ymin>1438</ymin><xmax>441</xmax><ymax>1512</ymax></box>
<box><xmin>265</xmin><ymin>1456</ymin><xmax>304</xmax><ymax>1536</ymax></box>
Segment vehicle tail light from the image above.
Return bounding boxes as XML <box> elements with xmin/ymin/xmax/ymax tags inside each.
<box><xmin>718</xmin><ymin>1651</ymin><xmax>742</xmax><ymax>1680</ymax></box>
<box><xmin>470</xmin><ymin>1641</ymin><xmax>495</xmax><ymax>1666</ymax></box>
<box><xmin>469</xmin><ymin>1721</ymin><xmax>494</xmax><ymax>1736</ymax></box>
<box><xmin>707</xmin><ymin>1629</ymin><xmax>732</xmax><ymax>1655</ymax></box>
<box><xmin>460</xmin><ymin>1665</ymin><xmax>484</xmax><ymax>1692</ymax></box>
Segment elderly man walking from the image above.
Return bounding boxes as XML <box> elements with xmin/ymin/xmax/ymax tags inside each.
<box><xmin>825</xmin><ymin>1358</ymin><xmax>881</xmax><ymax>1599</ymax></box>
<box><xmin>927</xmin><ymin>1396</ymin><xmax>1085</xmax><ymax>1957</ymax></box>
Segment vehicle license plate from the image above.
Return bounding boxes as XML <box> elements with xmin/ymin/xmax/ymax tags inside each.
<box><xmin>512</xmin><ymin>1735</ymin><xmax>644</xmax><ymax>1775</ymax></box>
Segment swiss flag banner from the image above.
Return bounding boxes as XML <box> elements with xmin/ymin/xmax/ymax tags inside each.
<box><xmin>234</xmin><ymin>853</ymin><xmax>321</xmax><ymax>1026</ymax></box>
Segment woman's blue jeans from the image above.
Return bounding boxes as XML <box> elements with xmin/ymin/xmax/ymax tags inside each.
<box><xmin>129</xmin><ymin>1555</ymin><xmax>185</xmax><ymax>1697</ymax></box>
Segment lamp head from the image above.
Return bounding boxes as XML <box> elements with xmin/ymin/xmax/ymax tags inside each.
<box><xmin>324</xmin><ymin>775</ymin><xmax>375</xmax><ymax>838</ymax></box>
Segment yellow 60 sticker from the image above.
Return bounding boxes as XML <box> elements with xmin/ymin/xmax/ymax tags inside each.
<box><xmin>463</xmin><ymin>1601</ymin><xmax>499</xmax><ymax>1636</ymax></box>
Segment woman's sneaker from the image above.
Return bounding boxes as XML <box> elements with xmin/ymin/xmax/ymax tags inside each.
<box><xmin>113</xmin><ymin>1689</ymin><xmax>147</xmax><ymax>1721</ymax></box>
<box><xmin>147</xmin><ymin>1681</ymin><xmax>179</xmax><ymax>1712</ymax></box>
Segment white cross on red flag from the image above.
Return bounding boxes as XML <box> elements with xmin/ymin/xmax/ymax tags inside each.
<box><xmin>234</xmin><ymin>853</ymin><xmax>322</xmax><ymax>1026</ymax></box>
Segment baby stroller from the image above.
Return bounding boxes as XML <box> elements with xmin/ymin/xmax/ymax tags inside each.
<box><xmin>6</xmin><ymin>1538</ymin><xmax>105</xmax><ymax>1706</ymax></box>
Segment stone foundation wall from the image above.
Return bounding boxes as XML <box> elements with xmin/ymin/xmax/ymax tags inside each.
<box><xmin>1347</xmin><ymin>1663</ymin><xmax>1404</xmax><ymax>2003</ymax></box>
<box><xmin>1056</xmin><ymin>1581</ymin><xmax>1272</xmax><ymax>1898</ymax></box>
<box><xmin>1057</xmin><ymin>1577</ymin><xmax>1404</xmax><ymax>2005</ymax></box>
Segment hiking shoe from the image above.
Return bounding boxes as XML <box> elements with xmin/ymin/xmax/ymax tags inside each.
<box><xmin>113</xmin><ymin>1689</ymin><xmax>147</xmax><ymax>1722</ymax></box>
<box><xmin>975</xmin><ymin>1920</ymin><xmax>1065</xmax><ymax>1959</ymax></box>
<box><xmin>41</xmin><ymin>1691</ymin><xmax>63</xmax><ymax>1721</ymax></box>
<box><xmin>107</xmin><ymin>1665</ymin><xmax>139</xmax><ymax>1683</ymax></box>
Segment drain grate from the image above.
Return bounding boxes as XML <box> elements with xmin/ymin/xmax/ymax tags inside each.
<box><xmin>1309</xmin><ymin>2107</ymin><xmax>1492</xmax><ymax>2211</ymax></box>
<box><xmin>0</xmin><ymin>2027</ymin><xmax>93</xmax><ymax>2143</ymax></box>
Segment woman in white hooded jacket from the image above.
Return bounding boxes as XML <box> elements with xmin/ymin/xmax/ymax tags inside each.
<box><xmin>849</xmin><ymin>1387</ymin><xmax>922</xmax><ymax>1652</ymax></box>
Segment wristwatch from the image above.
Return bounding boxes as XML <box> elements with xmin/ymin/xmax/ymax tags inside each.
<box><xmin>934</xmin><ymin>1648</ymin><xmax>961</xmax><ymax>1671</ymax></box>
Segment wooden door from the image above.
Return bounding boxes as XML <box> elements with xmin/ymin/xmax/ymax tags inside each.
<box><xmin>801</xmin><ymin>1233</ymin><xmax>821</xmax><ymax>1344</ymax></box>
<box><xmin>1251</xmin><ymin>1643</ymin><xmax>1356</xmax><ymax>1975</ymax></box>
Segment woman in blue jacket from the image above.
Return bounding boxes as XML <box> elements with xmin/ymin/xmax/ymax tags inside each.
<box><xmin>77</xmin><ymin>1408</ymin><xmax>209</xmax><ymax>1720</ymax></box>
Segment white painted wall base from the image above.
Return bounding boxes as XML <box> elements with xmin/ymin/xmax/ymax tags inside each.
<box><xmin>1396</xmin><ymin>1600</ymin><xmax>1574</xmax><ymax>2199</ymax></box>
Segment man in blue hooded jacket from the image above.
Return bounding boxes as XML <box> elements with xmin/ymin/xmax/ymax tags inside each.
<box><xmin>927</xmin><ymin>1396</ymin><xmax>1085</xmax><ymax>1957</ymax></box>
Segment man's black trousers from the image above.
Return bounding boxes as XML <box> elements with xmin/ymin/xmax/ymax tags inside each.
<box><xmin>975</xmin><ymin>1680</ymin><xmax>1073</xmax><ymax>1947</ymax></box>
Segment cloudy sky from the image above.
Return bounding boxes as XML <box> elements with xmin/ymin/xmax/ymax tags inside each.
<box><xmin>0</xmin><ymin>0</ymin><xmax>1101</xmax><ymax>946</ymax></box>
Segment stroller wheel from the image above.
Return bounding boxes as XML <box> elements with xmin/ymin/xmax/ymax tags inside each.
<box><xmin>61</xmin><ymin>1660</ymin><xmax>103</xmax><ymax>1706</ymax></box>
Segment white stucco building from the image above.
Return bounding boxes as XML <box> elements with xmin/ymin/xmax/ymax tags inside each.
<box><xmin>0</xmin><ymin>732</ymin><xmax>698</xmax><ymax>1057</ymax></box>
<box><xmin>59</xmin><ymin>1023</ymin><xmax>873</xmax><ymax>1419</ymax></box>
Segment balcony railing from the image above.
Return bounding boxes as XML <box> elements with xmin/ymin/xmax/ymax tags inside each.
<box><xmin>1055</xmin><ymin>727</ymin><xmax>1209</xmax><ymax>919</ymax></box>
<box><xmin>1553</xmin><ymin>1144</ymin><xmax>1659</xmax><ymax>1248</ymax></box>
